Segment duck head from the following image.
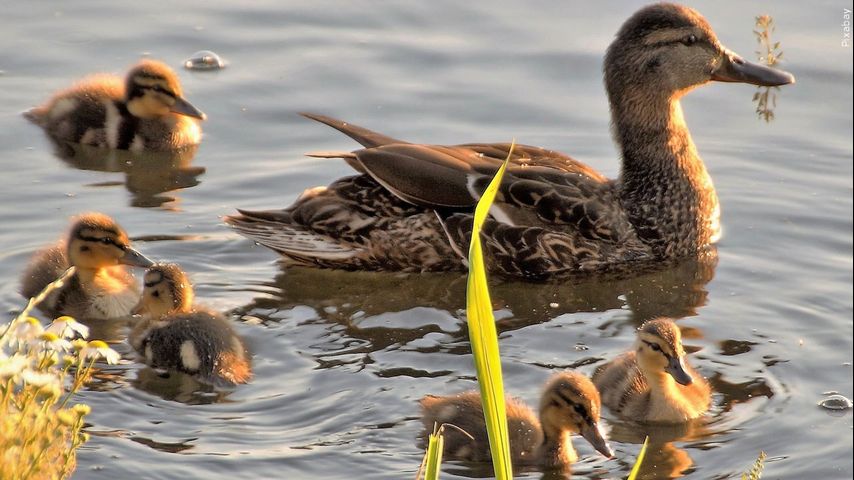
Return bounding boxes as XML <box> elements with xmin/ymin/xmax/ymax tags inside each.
<box><xmin>124</xmin><ymin>59</ymin><xmax>206</xmax><ymax>120</ymax></box>
<box><xmin>134</xmin><ymin>263</ymin><xmax>194</xmax><ymax>317</ymax></box>
<box><xmin>66</xmin><ymin>213</ymin><xmax>153</xmax><ymax>270</ymax></box>
<box><xmin>539</xmin><ymin>371</ymin><xmax>614</xmax><ymax>459</ymax></box>
<box><xmin>635</xmin><ymin>318</ymin><xmax>694</xmax><ymax>386</ymax></box>
<box><xmin>605</xmin><ymin>3</ymin><xmax>794</xmax><ymax>103</ymax></box>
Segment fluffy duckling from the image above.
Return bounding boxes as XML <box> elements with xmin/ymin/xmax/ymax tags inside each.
<box><xmin>129</xmin><ymin>263</ymin><xmax>252</xmax><ymax>386</ymax></box>
<box><xmin>26</xmin><ymin>59</ymin><xmax>205</xmax><ymax>151</ymax></box>
<box><xmin>227</xmin><ymin>3</ymin><xmax>794</xmax><ymax>278</ymax></box>
<box><xmin>419</xmin><ymin>372</ymin><xmax>613</xmax><ymax>469</ymax></box>
<box><xmin>19</xmin><ymin>213</ymin><xmax>153</xmax><ymax>319</ymax></box>
<box><xmin>593</xmin><ymin>318</ymin><xmax>711</xmax><ymax>423</ymax></box>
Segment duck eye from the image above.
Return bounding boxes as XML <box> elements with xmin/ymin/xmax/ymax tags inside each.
<box><xmin>650</xmin><ymin>343</ymin><xmax>662</xmax><ymax>352</ymax></box>
<box><xmin>682</xmin><ymin>34</ymin><xmax>697</xmax><ymax>46</ymax></box>
<box><xmin>79</xmin><ymin>245</ymin><xmax>90</xmax><ymax>252</ymax></box>
<box><xmin>152</xmin><ymin>291</ymin><xmax>160</xmax><ymax>298</ymax></box>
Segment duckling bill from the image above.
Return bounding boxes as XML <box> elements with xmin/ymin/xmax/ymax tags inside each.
<box><xmin>130</xmin><ymin>263</ymin><xmax>252</xmax><ymax>387</ymax></box>
<box><xmin>227</xmin><ymin>3</ymin><xmax>794</xmax><ymax>278</ymax></box>
<box><xmin>26</xmin><ymin>59</ymin><xmax>205</xmax><ymax>151</ymax></box>
<box><xmin>419</xmin><ymin>372</ymin><xmax>612</xmax><ymax>470</ymax></box>
<box><xmin>19</xmin><ymin>212</ymin><xmax>152</xmax><ymax>320</ymax></box>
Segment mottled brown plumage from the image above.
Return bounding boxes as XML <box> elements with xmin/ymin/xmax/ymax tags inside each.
<box><xmin>130</xmin><ymin>263</ymin><xmax>252</xmax><ymax>386</ymax></box>
<box><xmin>419</xmin><ymin>372</ymin><xmax>612</xmax><ymax>470</ymax></box>
<box><xmin>26</xmin><ymin>59</ymin><xmax>205</xmax><ymax>151</ymax></box>
<box><xmin>19</xmin><ymin>213</ymin><xmax>152</xmax><ymax>319</ymax></box>
<box><xmin>227</xmin><ymin>3</ymin><xmax>793</xmax><ymax>278</ymax></box>
<box><xmin>593</xmin><ymin>318</ymin><xmax>711</xmax><ymax>423</ymax></box>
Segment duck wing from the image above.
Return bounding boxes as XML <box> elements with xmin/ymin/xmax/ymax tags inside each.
<box><xmin>300</xmin><ymin>112</ymin><xmax>604</xmax><ymax>177</ymax></box>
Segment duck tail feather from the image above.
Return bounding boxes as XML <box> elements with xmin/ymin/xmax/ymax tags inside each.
<box><xmin>226</xmin><ymin>214</ymin><xmax>361</xmax><ymax>261</ymax></box>
<box><xmin>299</xmin><ymin>112</ymin><xmax>405</xmax><ymax>148</ymax></box>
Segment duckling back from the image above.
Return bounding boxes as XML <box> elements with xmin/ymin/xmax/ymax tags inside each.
<box><xmin>26</xmin><ymin>75</ymin><xmax>125</xmax><ymax>147</ymax></box>
<box><xmin>132</xmin><ymin>310</ymin><xmax>252</xmax><ymax>386</ymax></box>
<box><xmin>419</xmin><ymin>392</ymin><xmax>543</xmax><ymax>465</ymax></box>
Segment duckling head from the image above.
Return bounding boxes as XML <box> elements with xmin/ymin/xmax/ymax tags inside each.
<box><xmin>635</xmin><ymin>318</ymin><xmax>693</xmax><ymax>386</ymax></box>
<box><xmin>124</xmin><ymin>59</ymin><xmax>206</xmax><ymax>121</ymax></box>
<box><xmin>605</xmin><ymin>3</ymin><xmax>794</xmax><ymax>104</ymax></box>
<box><xmin>66</xmin><ymin>213</ymin><xmax>153</xmax><ymax>270</ymax></box>
<box><xmin>538</xmin><ymin>371</ymin><xmax>614</xmax><ymax>458</ymax></box>
<box><xmin>136</xmin><ymin>263</ymin><xmax>194</xmax><ymax>318</ymax></box>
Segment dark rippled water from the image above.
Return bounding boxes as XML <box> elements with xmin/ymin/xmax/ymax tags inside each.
<box><xmin>0</xmin><ymin>1</ymin><xmax>851</xmax><ymax>478</ymax></box>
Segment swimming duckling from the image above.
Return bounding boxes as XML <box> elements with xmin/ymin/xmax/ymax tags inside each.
<box><xmin>130</xmin><ymin>263</ymin><xmax>252</xmax><ymax>386</ymax></box>
<box><xmin>419</xmin><ymin>372</ymin><xmax>613</xmax><ymax>469</ymax></box>
<box><xmin>26</xmin><ymin>59</ymin><xmax>205</xmax><ymax>151</ymax></box>
<box><xmin>593</xmin><ymin>318</ymin><xmax>711</xmax><ymax>423</ymax></box>
<box><xmin>19</xmin><ymin>212</ymin><xmax>153</xmax><ymax>319</ymax></box>
<box><xmin>227</xmin><ymin>3</ymin><xmax>794</xmax><ymax>278</ymax></box>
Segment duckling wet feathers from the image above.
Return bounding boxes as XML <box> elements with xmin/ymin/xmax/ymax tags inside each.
<box><xmin>19</xmin><ymin>213</ymin><xmax>152</xmax><ymax>320</ymax></box>
<box><xmin>130</xmin><ymin>263</ymin><xmax>252</xmax><ymax>386</ymax></box>
<box><xmin>26</xmin><ymin>59</ymin><xmax>205</xmax><ymax>151</ymax></box>
<box><xmin>593</xmin><ymin>318</ymin><xmax>711</xmax><ymax>423</ymax></box>
<box><xmin>420</xmin><ymin>371</ymin><xmax>613</xmax><ymax>470</ymax></box>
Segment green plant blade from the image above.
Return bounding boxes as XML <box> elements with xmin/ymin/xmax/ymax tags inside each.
<box><xmin>423</xmin><ymin>427</ymin><xmax>445</xmax><ymax>480</ymax></box>
<box><xmin>466</xmin><ymin>142</ymin><xmax>514</xmax><ymax>480</ymax></box>
<box><xmin>627</xmin><ymin>436</ymin><xmax>649</xmax><ymax>480</ymax></box>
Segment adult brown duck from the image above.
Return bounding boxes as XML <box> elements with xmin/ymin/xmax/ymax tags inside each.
<box><xmin>227</xmin><ymin>3</ymin><xmax>794</xmax><ymax>279</ymax></box>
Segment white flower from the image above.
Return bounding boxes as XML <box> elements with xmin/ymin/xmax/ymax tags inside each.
<box><xmin>79</xmin><ymin>340</ymin><xmax>121</xmax><ymax>365</ymax></box>
<box><xmin>46</xmin><ymin>316</ymin><xmax>89</xmax><ymax>340</ymax></box>
<box><xmin>11</xmin><ymin>317</ymin><xmax>44</xmax><ymax>346</ymax></box>
<box><xmin>0</xmin><ymin>354</ymin><xmax>30</xmax><ymax>381</ymax></box>
<box><xmin>30</xmin><ymin>332</ymin><xmax>73</xmax><ymax>353</ymax></box>
<box><xmin>21</xmin><ymin>369</ymin><xmax>59</xmax><ymax>389</ymax></box>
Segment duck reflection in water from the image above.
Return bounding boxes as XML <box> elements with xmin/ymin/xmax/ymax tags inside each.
<box><xmin>236</xmin><ymin>252</ymin><xmax>717</xmax><ymax>333</ymax></box>
<box><xmin>46</xmin><ymin>139</ymin><xmax>204</xmax><ymax>209</ymax></box>
<box><xmin>131</xmin><ymin>366</ymin><xmax>230</xmax><ymax>405</ymax></box>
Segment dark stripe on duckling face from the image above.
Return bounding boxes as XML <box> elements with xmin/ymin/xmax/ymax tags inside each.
<box><xmin>553</xmin><ymin>388</ymin><xmax>595</xmax><ymax>426</ymax></box>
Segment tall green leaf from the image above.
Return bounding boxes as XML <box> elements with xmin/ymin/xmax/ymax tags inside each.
<box><xmin>423</xmin><ymin>426</ymin><xmax>445</xmax><ymax>480</ymax></box>
<box><xmin>627</xmin><ymin>436</ymin><xmax>649</xmax><ymax>480</ymax></box>
<box><xmin>466</xmin><ymin>143</ymin><xmax>514</xmax><ymax>480</ymax></box>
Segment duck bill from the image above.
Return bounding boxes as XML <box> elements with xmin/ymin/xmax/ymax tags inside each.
<box><xmin>665</xmin><ymin>355</ymin><xmax>694</xmax><ymax>386</ymax></box>
<box><xmin>170</xmin><ymin>96</ymin><xmax>207</xmax><ymax>120</ymax></box>
<box><xmin>712</xmin><ymin>50</ymin><xmax>795</xmax><ymax>86</ymax></box>
<box><xmin>580</xmin><ymin>421</ymin><xmax>614</xmax><ymax>458</ymax></box>
<box><xmin>120</xmin><ymin>247</ymin><xmax>154</xmax><ymax>268</ymax></box>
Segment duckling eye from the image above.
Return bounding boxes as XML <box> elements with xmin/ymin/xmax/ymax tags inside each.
<box><xmin>649</xmin><ymin>343</ymin><xmax>662</xmax><ymax>352</ymax></box>
<box><xmin>152</xmin><ymin>290</ymin><xmax>160</xmax><ymax>298</ymax></box>
<box><xmin>79</xmin><ymin>245</ymin><xmax>90</xmax><ymax>252</ymax></box>
<box><xmin>682</xmin><ymin>34</ymin><xmax>698</xmax><ymax>46</ymax></box>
